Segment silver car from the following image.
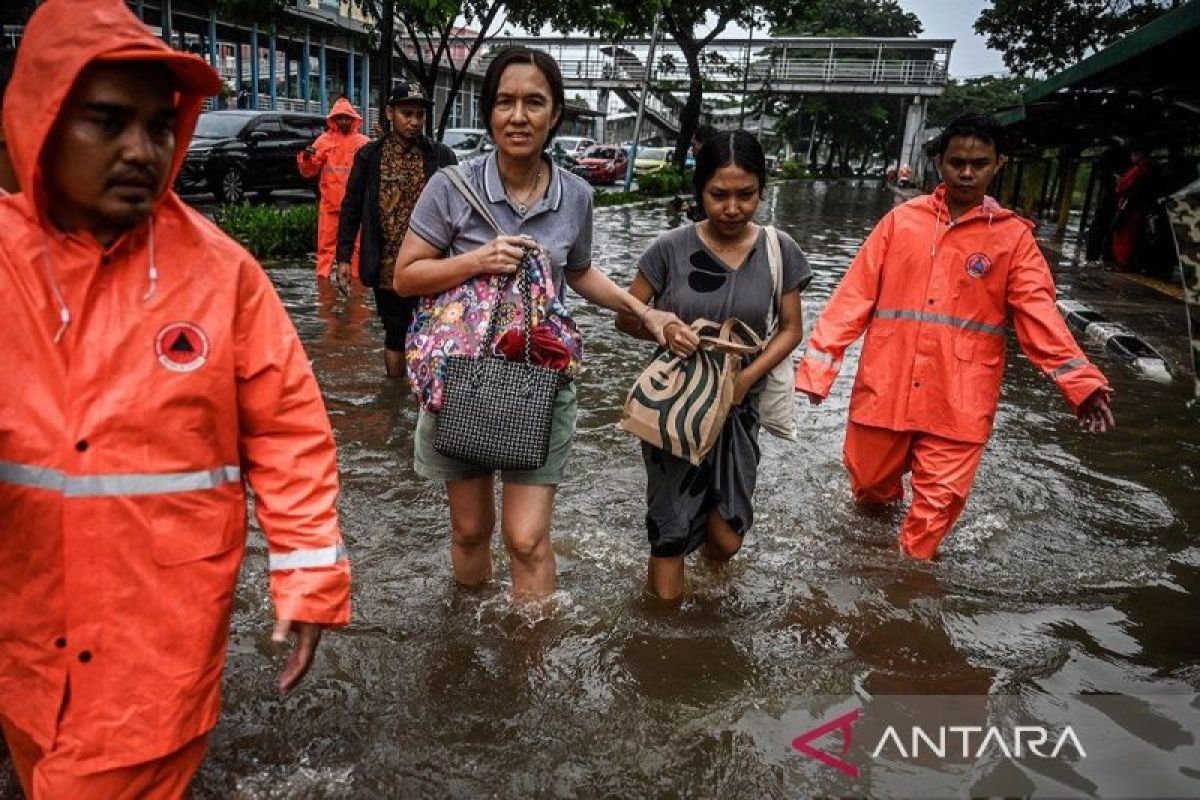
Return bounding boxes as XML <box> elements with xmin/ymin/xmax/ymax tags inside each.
<box><xmin>443</xmin><ymin>128</ymin><xmax>493</xmax><ymax>162</ymax></box>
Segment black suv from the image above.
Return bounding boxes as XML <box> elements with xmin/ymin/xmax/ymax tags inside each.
<box><xmin>177</xmin><ymin>110</ymin><xmax>328</xmax><ymax>203</ymax></box>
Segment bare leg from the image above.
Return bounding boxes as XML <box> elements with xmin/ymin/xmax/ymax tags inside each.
<box><xmin>446</xmin><ymin>476</ymin><xmax>496</xmax><ymax>586</ymax></box>
<box><xmin>384</xmin><ymin>348</ymin><xmax>404</xmax><ymax>379</ymax></box>
<box><xmin>702</xmin><ymin>509</ymin><xmax>744</xmax><ymax>563</ymax></box>
<box><xmin>647</xmin><ymin>555</ymin><xmax>685</xmax><ymax>601</ymax></box>
<box><xmin>500</xmin><ymin>482</ymin><xmax>558</xmax><ymax>599</ymax></box>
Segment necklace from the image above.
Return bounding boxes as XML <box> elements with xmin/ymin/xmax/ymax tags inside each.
<box><xmin>501</xmin><ymin>164</ymin><xmax>543</xmax><ymax>216</ymax></box>
<box><xmin>699</xmin><ymin>222</ymin><xmax>756</xmax><ymax>253</ymax></box>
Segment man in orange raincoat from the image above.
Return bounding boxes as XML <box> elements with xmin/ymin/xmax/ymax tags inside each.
<box><xmin>0</xmin><ymin>0</ymin><xmax>351</xmax><ymax>795</ymax></box>
<box><xmin>795</xmin><ymin>113</ymin><xmax>1115</xmax><ymax>560</ymax></box>
<box><xmin>296</xmin><ymin>96</ymin><xmax>370</xmax><ymax>281</ymax></box>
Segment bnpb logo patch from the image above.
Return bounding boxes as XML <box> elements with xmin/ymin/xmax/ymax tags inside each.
<box><xmin>155</xmin><ymin>322</ymin><xmax>209</xmax><ymax>373</ymax></box>
<box><xmin>965</xmin><ymin>252</ymin><xmax>993</xmax><ymax>278</ymax></box>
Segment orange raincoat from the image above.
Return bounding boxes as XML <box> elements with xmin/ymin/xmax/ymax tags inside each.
<box><xmin>0</xmin><ymin>0</ymin><xmax>351</xmax><ymax>784</ymax></box>
<box><xmin>296</xmin><ymin>97</ymin><xmax>369</xmax><ymax>278</ymax></box>
<box><xmin>795</xmin><ymin>186</ymin><xmax>1109</xmax><ymax>556</ymax></box>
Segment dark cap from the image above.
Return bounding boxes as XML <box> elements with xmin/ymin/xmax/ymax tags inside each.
<box><xmin>388</xmin><ymin>80</ymin><xmax>431</xmax><ymax>107</ymax></box>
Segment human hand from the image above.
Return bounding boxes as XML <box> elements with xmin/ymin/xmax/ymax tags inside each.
<box><xmin>653</xmin><ymin>314</ymin><xmax>699</xmax><ymax>357</ymax></box>
<box><xmin>304</xmin><ymin>146</ymin><xmax>317</xmax><ymax>157</ymax></box>
<box><xmin>478</xmin><ymin>235</ymin><xmax>533</xmax><ymax>276</ymax></box>
<box><xmin>797</xmin><ymin>388</ymin><xmax>824</xmax><ymax>406</ymax></box>
<box><xmin>334</xmin><ymin>262</ymin><xmax>352</xmax><ymax>294</ymax></box>
<box><xmin>273</xmin><ymin>620</ymin><xmax>323</xmax><ymax>695</ymax></box>
<box><xmin>1077</xmin><ymin>387</ymin><xmax>1115</xmax><ymax>433</ymax></box>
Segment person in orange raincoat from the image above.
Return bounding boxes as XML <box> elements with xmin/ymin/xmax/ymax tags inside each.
<box><xmin>795</xmin><ymin>113</ymin><xmax>1115</xmax><ymax>560</ymax></box>
<box><xmin>296</xmin><ymin>96</ymin><xmax>370</xmax><ymax>280</ymax></box>
<box><xmin>0</xmin><ymin>0</ymin><xmax>351</xmax><ymax>795</ymax></box>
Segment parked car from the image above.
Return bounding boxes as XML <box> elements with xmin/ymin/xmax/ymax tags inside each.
<box><xmin>633</xmin><ymin>147</ymin><xmax>673</xmax><ymax>176</ymax></box>
<box><xmin>443</xmin><ymin>128</ymin><xmax>492</xmax><ymax>162</ymax></box>
<box><xmin>551</xmin><ymin>135</ymin><xmax>595</xmax><ymax>159</ymax></box>
<box><xmin>573</xmin><ymin>144</ymin><xmax>628</xmax><ymax>185</ymax></box>
<box><xmin>176</xmin><ymin>110</ymin><xmax>327</xmax><ymax>204</ymax></box>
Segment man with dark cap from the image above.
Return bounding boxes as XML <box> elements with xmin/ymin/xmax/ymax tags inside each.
<box><xmin>337</xmin><ymin>80</ymin><xmax>456</xmax><ymax>378</ymax></box>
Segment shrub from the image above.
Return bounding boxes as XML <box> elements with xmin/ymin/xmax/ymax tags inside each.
<box><xmin>637</xmin><ymin>166</ymin><xmax>685</xmax><ymax>197</ymax></box>
<box><xmin>213</xmin><ymin>202</ymin><xmax>318</xmax><ymax>259</ymax></box>
<box><xmin>593</xmin><ymin>190</ymin><xmax>641</xmax><ymax>208</ymax></box>
<box><xmin>781</xmin><ymin>159</ymin><xmax>808</xmax><ymax>179</ymax></box>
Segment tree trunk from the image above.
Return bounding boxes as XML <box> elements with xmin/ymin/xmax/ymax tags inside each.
<box><xmin>673</xmin><ymin>42</ymin><xmax>704</xmax><ymax>169</ymax></box>
<box><xmin>379</xmin><ymin>0</ymin><xmax>393</xmax><ymax>126</ymax></box>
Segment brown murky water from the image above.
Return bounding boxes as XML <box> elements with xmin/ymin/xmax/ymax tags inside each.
<box><xmin>4</xmin><ymin>181</ymin><xmax>1198</xmax><ymax>797</ymax></box>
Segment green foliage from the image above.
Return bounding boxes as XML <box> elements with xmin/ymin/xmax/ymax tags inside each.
<box><xmin>593</xmin><ymin>190</ymin><xmax>642</xmax><ymax>207</ymax></box>
<box><xmin>927</xmin><ymin>76</ymin><xmax>1034</xmax><ymax>126</ymax></box>
<box><xmin>780</xmin><ymin>159</ymin><xmax>808</xmax><ymax>179</ymax></box>
<box><xmin>214</xmin><ymin>202</ymin><xmax>318</xmax><ymax>259</ymax></box>
<box><xmin>975</xmin><ymin>0</ymin><xmax>1177</xmax><ymax>76</ymax></box>
<box><xmin>771</xmin><ymin>0</ymin><xmax>921</xmax><ymax>36</ymax></box>
<box><xmin>637</xmin><ymin>167</ymin><xmax>686</xmax><ymax>196</ymax></box>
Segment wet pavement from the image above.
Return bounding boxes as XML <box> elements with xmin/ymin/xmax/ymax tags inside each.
<box><xmin>3</xmin><ymin>180</ymin><xmax>1198</xmax><ymax>798</ymax></box>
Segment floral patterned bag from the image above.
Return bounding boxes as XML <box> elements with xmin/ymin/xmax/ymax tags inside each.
<box><xmin>406</xmin><ymin>166</ymin><xmax>583</xmax><ymax>411</ymax></box>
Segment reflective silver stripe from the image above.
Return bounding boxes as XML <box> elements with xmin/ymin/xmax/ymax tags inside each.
<box><xmin>804</xmin><ymin>350</ymin><xmax>836</xmax><ymax>365</ymax></box>
<box><xmin>1049</xmin><ymin>358</ymin><xmax>1088</xmax><ymax>379</ymax></box>
<box><xmin>269</xmin><ymin>542</ymin><xmax>348</xmax><ymax>572</ymax></box>
<box><xmin>0</xmin><ymin>460</ymin><xmax>241</xmax><ymax>497</ymax></box>
<box><xmin>875</xmin><ymin>309</ymin><xmax>1006</xmax><ymax>337</ymax></box>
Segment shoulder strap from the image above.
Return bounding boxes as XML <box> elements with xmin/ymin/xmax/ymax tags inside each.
<box><xmin>442</xmin><ymin>165</ymin><xmax>505</xmax><ymax>237</ymax></box>
<box><xmin>764</xmin><ymin>225</ymin><xmax>783</xmax><ymax>332</ymax></box>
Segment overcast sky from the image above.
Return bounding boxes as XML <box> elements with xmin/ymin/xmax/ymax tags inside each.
<box><xmin>899</xmin><ymin>0</ymin><xmax>1007</xmax><ymax>77</ymax></box>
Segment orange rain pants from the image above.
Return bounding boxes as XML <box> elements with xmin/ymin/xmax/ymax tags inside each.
<box><xmin>296</xmin><ymin>96</ymin><xmax>369</xmax><ymax>278</ymax></box>
<box><xmin>843</xmin><ymin>422</ymin><xmax>986</xmax><ymax>560</ymax></box>
<box><xmin>2</xmin><ymin>717</ymin><xmax>207</xmax><ymax>800</ymax></box>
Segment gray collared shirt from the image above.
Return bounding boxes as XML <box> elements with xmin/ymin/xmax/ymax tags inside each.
<box><xmin>407</xmin><ymin>151</ymin><xmax>593</xmax><ymax>299</ymax></box>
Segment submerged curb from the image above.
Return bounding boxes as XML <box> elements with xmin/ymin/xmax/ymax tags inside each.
<box><xmin>1057</xmin><ymin>299</ymin><xmax>1172</xmax><ymax>382</ymax></box>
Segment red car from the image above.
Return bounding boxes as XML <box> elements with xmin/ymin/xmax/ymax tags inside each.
<box><xmin>574</xmin><ymin>145</ymin><xmax>629</xmax><ymax>185</ymax></box>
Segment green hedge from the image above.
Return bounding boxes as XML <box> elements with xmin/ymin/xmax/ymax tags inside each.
<box><xmin>781</xmin><ymin>159</ymin><xmax>808</xmax><ymax>179</ymax></box>
<box><xmin>637</xmin><ymin>167</ymin><xmax>686</xmax><ymax>197</ymax></box>
<box><xmin>593</xmin><ymin>190</ymin><xmax>642</xmax><ymax>208</ymax></box>
<box><xmin>213</xmin><ymin>202</ymin><xmax>318</xmax><ymax>259</ymax></box>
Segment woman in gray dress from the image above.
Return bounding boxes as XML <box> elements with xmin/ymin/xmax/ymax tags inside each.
<box><xmin>616</xmin><ymin>130</ymin><xmax>811</xmax><ymax>600</ymax></box>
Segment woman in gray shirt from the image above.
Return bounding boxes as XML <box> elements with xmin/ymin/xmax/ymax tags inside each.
<box><xmin>395</xmin><ymin>47</ymin><xmax>682</xmax><ymax>601</ymax></box>
<box><xmin>617</xmin><ymin>130</ymin><xmax>810</xmax><ymax>601</ymax></box>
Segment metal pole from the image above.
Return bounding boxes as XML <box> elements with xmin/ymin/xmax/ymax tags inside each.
<box><xmin>250</xmin><ymin>25</ymin><xmax>259</xmax><ymax>110</ymax></box>
<box><xmin>362</xmin><ymin>52</ymin><xmax>371</xmax><ymax>130</ymax></box>
<box><xmin>269</xmin><ymin>24</ymin><xmax>278</xmax><ymax>110</ymax></box>
<box><xmin>160</xmin><ymin>0</ymin><xmax>172</xmax><ymax>46</ymax></box>
<box><xmin>319</xmin><ymin>36</ymin><xmax>328</xmax><ymax>113</ymax></box>
<box><xmin>301</xmin><ymin>26</ymin><xmax>310</xmax><ymax>112</ymax></box>
<box><xmin>348</xmin><ymin>44</ymin><xmax>355</xmax><ymax>105</ymax></box>
<box><xmin>207</xmin><ymin>8</ymin><xmax>218</xmax><ymax>71</ymax></box>
<box><xmin>624</xmin><ymin>14</ymin><xmax>661</xmax><ymax>193</ymax></box>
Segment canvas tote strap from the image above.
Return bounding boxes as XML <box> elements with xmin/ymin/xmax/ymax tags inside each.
<box><xmin>764</xmin><ymin>225</ymin><xmax>783</xmax><ymax>335</ymax></box>
<box><xmin>443</xmin><ymin>165</ymin><xmax>506</xmax><ymax>236</ymax></box>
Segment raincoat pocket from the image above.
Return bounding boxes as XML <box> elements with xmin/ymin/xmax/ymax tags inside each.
<box><xmin>953</xmin><ymin>334</ymin><xmax>1004</xmax><ymax>415</ymax></box>
<box><xmin>150</xmin><ymin>494</ymin><xmax>240</xmax><ymax>566</ymax></box>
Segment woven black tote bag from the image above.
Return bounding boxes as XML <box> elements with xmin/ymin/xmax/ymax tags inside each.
<box><xmin>433</xmin><ymin>168</ymin><xmax>561</xmax><ymax>471</ymax></box>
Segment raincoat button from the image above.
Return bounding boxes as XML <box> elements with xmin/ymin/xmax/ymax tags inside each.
<box><xmin>79</xmin><ymin>650</ymin><xmax>92</xmax><ymax>663</ymax></box>
<box><xmin>54</xmin><ymin>637</ymin><xmax>66</xmax><ymax>648</ymax></box>
<box><xmin>928</xmin><ymin>299</ymin><xmax>935</xmax><ymax>305</ymax></box>
<box><xmin>75</xmin><ymin>439</ymin><xmax>88</xmax><ymax>452</ymax></box>
<box><xmin>914</xmin><ymin>381</ymin><xmax>920</xmax><ymax>388</ymax></box>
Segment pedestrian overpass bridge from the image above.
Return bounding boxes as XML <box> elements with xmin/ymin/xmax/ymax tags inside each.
<box><xmin>482</xmin><ymin>36</ymin><xmax>951</xmax><ymax>156</ymax></box>
<box><xmin>486</xmin><ymin>36</ymin><xmax>952</xmax><ymax>98</ymax></box>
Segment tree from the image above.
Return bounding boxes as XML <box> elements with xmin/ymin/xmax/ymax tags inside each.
<box><xmin>770</xmin><ymin>0</ymin><xmax>922</xmax><ymax>175</ymax></box>
<box><xmin>926</xmin><ymin>75</ymin><xmax>1033</xmax><ymax>127</ymax></box>
<box><xmin>975</xmin><ymin>0</ymin><xmax>1181</xmax><ymax>77</ymax></box>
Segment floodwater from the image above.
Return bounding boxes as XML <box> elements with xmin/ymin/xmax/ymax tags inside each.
<box><xmin>5</xmin><ymin>181</ymin><xmax>1199</xmax><ymax>797</ymax></box>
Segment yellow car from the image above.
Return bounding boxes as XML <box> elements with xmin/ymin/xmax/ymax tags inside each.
<box><xmin>633</xmin><ymin>147</ymin><xmax>672</xmax><ymax>176</ymax></box>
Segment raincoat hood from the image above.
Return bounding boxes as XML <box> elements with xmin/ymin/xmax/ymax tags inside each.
<box><xmin>325</xmin><ymin>97</ymin><xmax>363</xmax><ymax>134</ymax></box>
<box><xmin>2</xmin><ymin>0</ymin><xmax>220</xmax><ymax>221</ymax></box>
<box><xmin>923</xmin><ymin>183</ymin><xmax>1019</xmax><ymax>226</ymax></box>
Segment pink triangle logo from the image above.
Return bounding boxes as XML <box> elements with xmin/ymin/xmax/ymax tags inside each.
<box><xmin>791</xmin><ymin>708</ymin><xmax>861</xmax><ymax>778</ymax></box>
